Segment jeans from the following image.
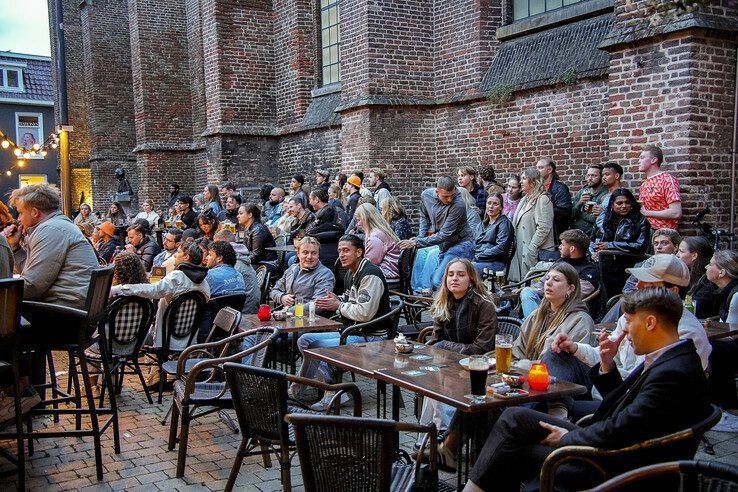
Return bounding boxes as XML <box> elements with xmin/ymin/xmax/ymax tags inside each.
<box><xmin>240</xmin><ymin>332</ymin><xmax>293</xmax><ymax>366</ymax></box>
<box><xmin>520</xmin><ymin>287</ymin><xmax>542</xmax><ymax>319</ymax></box>
<box><xmin>291</xmin><ymin>331</ymin><xmax>385</xmax><ymax>397</ymax></box>
<box><xmin>431</xmin><ymin>241</ymin><xmax>475</xmax><ymax>288</ymax></box>
<box><xmin>411</xmin><ymin>246</ymin><xmax>439</xmax><ymax>293</ymax></box>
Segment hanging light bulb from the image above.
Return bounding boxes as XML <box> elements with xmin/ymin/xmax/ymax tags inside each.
<box><xmin>17</xmin><ymin>160</ymin><xmax>24</xmax><ymax>167</ymax></box>
<box><xmin>5</xmin><ymin>170</ymin><xmax>11</xmax><ymax>176</ymax></box>
<box><xmin>23</xmin><ymin>152</ymin><xmax>31</xmax><ymax>159</ymax></box>
<box><xmin>1</xmin><ymin>140</ymin><xmax>9</xmax><ymax>149</ymax></box>
<box><xmin>13</xmin><ymin>148</ymin><xmax>21</xmax><ymax>156</ymax></box>
<box><xmin>51</xmin><ymin>142</ymin><xmax>58</xmax><ymax>149</ymax></box>
<box><xmin>41</xmin><ymin>150</ymin><xmax>47</xmax><ymax>157</ymax></box>
<box><xmin>32</xmin><ymin>143</ymin><xmax>41</xmax><ymax>151</ymax></box>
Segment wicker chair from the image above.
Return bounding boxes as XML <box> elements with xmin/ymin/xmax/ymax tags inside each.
<box><xmin>168</xmin><ymin>327</ymin><xmax>279</xmax><ymax>478</ymax></box>
<box><xmin>539</xmin><ymin>404</ymin><xmax>722</xmax><ymax>492</ymax></box>
<box><xmin>254</xmin><ymin>265</ymin><xmax>271</xmax><ymax>305</ymax></box>
<box><xmin>223</xmin><ymin>363</ymin><xmax>363</xmax><ymax>492</ymax></box>
<box><xmin>590</xmin><ymin>459</ymin><xmax>738</xmax><ymax>491</ymax></box>
<box><xmin>85</xmin><ymin>295</ymin><xmax>156</xmax><ymax>404</ymax></box>
<box><xmin>497</xmin><ymin>316</ymin><xmax>522</xmax><ymax>339</ymax></box>
<box><xmin>386</xmin><ymin>246</ymin><xmax>416</xmax><ymax>294</ymax></box>
<box><xmin>339</xmin><ymin>298</ymin><xmax>405</xmax><ymax>345</ymax></box>
<box><xmin>286</xmin><ymin>413</ymin><xmax>452</xmax><ymax>492</ymax></box>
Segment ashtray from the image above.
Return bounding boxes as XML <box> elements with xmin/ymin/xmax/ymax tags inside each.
<box><xmin>272</xmin><ymin>311</ymin><xmax>288</xmax><ymax>321</ymax></box>
<box><xmin>394</xmin><ymin>343</ymin><xmax>414</xmax><ymax>354</ymax></box>
<box><xmin>501</xmin><ymin>373</ymin><xmax>525</xmax><ymax>388</ymax></box>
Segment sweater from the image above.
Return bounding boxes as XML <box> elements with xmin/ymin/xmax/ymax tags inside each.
<box><xmin>415</xmin><ymin>188</ymin><xmax>473</xmax><ymax>252</ymax></box>
<box><xmin>270</xmin><ymin>262</ymin><xmax>335</xmax><ymax>306</ymax></box>
<box><xmin>364</xmin><ymin>229</ymin><xmax>400</xmax><ymax>279</ymax></box>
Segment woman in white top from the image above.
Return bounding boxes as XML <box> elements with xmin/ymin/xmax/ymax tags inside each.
<box><xmin>354</xmin><ymin>203</ymin><xmax>401</xmax><ymax>279</ymax></box>
<box><xmin>74</xmin><ymin>203</ymin><xmax>100</xmax><ymax>229</ymax></box>
<box><xmin>135</xmin><ymin>199</ymin><xmax>160</xmax><ymax>227</ymax></box>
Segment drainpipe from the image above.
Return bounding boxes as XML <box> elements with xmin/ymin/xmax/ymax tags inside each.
<box><xmin>731</xmin><ymin>47</ymin><xmax>738</xmax><ymax>247</ymax></box>
<box><xmin>54</xmin><ymin>0</ymin><xmax>73</xmax><ymax>217</ymax></box>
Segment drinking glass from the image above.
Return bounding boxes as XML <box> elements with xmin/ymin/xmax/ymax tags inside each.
<box><xmin>294</xmin><ymin>296</ymin><xmax>304</xmax><ymax>318</ymax></box>
<box><xmin>468</xmin><ymin>356</ymin><xmax>490</xmax><ymax>396</ymax></box>
<box><xmin>495</xmin><ymin>333</ymin><xmax>513</xmax><ymax>374</ymax></box>
<box><xmin>495</xmin><ymin>271</ymin><xmax>505</xmax><ymax>288</ymax></box>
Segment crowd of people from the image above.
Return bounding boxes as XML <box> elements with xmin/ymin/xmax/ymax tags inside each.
<box><xmin>0</xmin><ymin>143</ymin><xmax>737</xmax><ymax>489</ymax></box>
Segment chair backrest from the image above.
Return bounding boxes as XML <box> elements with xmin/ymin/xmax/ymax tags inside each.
<box><xmin>161</xmin><ymin>290</ymin><xmax>208</xmax><ymax>350</ymax></box>
<box><xmin>286</xmin><ymin>414</ymin><xmax>401</xmax><ymax>492</ymax></box>
<box><xmin>497</xmin><ymin>316</ymin><xmax>522</xmax><ymax>339</ymax></box>
<box><xmin>345</xmin><ymin>299</ymin><xmax>404</xmax><ymax>341</ymax></box>
<box><xmin>205</xmin><ymin>306</ymin><xmax>242</xmax><ymax>343</ymax></box>
<box><xmin>591</xmin><ymin>460</ymin><xmax>738</xmax><ymax>491</ymax></box>
<box><xmin>85</xmin><ymin>265</ymin><xmax>116</xmax><ymax>323</ymax></box>
<box><xmin>223</xmin><ymin>363</ymin><xmax>290</xmax><ymax>445</ymax></box>
<box><xmin>0</xmin><ymin>278</ymin><xmax>23</xmax><ymax>339</ymax></box>
<box><xmin>254</xmin><ymin>265</ymin><xmax>270</xmax><ymax>304</ymax></box>
<box><xmin>105</xmin><ymin>295</ymin><xmax>155</xmax><ymax>356</ymax></box>
<box><xmin>396</xmin><ymin>247</ymin><xmax>416</xmax><ymax>293</ymax></box>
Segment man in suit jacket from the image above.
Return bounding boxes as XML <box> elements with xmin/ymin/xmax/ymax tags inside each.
<box><xmin>463</xmin><ymin>287</ymin><xmax>711</xmax><ymax>492</ymax></box>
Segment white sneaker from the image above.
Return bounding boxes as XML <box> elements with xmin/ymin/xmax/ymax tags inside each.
<box><xmin>309</xmin><ymin>391</ymin><xmax>351</xmax><ymax>412</ymax></box>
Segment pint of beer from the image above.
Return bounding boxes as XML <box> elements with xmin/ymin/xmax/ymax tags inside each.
<box><xmin>495</xmin><ymin>271</ymin><xmax>505</xmax><ymax>288</ymax></box>
<box><xmin>495</xmin><ymin>333</ymin><xmax>513</xmax><ymax>374</ymax></box>
<box><xmin>468</xmin><ymin>356</ymin><xmax>490</xmax><ymax>396</ymax></box>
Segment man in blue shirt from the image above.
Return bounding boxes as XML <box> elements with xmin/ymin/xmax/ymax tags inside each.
<box><xmin>205</xmin><ymin>241</ymin><xmax>246</xmax><ymax>297</ymax></box>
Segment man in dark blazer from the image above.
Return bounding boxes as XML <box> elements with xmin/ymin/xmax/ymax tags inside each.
<box><xmin>463</xmin><ymin>287</ymin><xmax>711</xmax><ymax>492</ymax></box>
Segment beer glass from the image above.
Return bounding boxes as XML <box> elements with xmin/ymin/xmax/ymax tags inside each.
<box><xmin>468</xmin><ymin>356</ymin><xmax>490</xmax><ymax>396</ymax></box>
<box><xmin>495</xmin><ymin>334</ymin><xmax>513</xmax><ymax>374</ymax></box>
<box><xmin>495</xmin><ymin>271</ymin><xmax>505</xmax><ymax>288</ymax></box>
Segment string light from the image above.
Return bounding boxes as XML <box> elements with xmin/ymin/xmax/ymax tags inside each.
<box><xmin>17</xmin><ymin>160</ymin><xmax>24</xmax><ymax>167</ymax></box>
<box><xmin>5</xmin><ymin>170</ymin><xmax>10</xmax><ymax>176</ymax></box>
<box><xmin>13</xmin><ymin>148</ymin><xmax>21</xmax><ymax>156</ymax></box>
<box><xmin>1</xmin><ymin>140</ymin><xmax>9</xmax><ymax>149</ymax></box>
<box><xmin>0</xmin><ymin>128</ymin><xmax>60</xmax><ymax>175</ymax></box>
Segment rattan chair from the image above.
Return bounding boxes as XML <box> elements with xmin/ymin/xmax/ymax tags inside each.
<box><xmin>0</xmin><ymin>278</ymin><xmax>26</xmax><ymax>489</ymax></box>
<box><xmin>590</xmin><ymin>459</ymin><xmax>738</xmax><ymax>491</ymax></box>
<box><xmin>145</xmin><ymin>290</ymin><xmax>207</xmax><ymax>403</ymax></box>
<box><xmin>386</xmin><ymin>246</ymin><xmax>415</xmax><ymax>294</ymax></box>
<box><xmin>339</xmin><ymin>298</ymin><xmax>405</xmax><ymax>345</ymax></box>
<box><xmin>497</xmin><ymin>316</ymin><xmax>522</xmax><ymax>339</ymax></box>
<box><xmin>286</xmin><ymin>413</ymin><xmax>450</xmax><ymax>492</ymax></box>
<box><xmin>539</xmin><ymin>404</ymin><xmax>722</xmax><ymax>492</ymax></box>
<box><xmin>223</xmin><ymin>363</ymin><xmax>363</xmax><ymax>492</ymax></box>
<box><xmin>168</xmin><ymin>327</ymin><xmax>279</xmax><ymax>478</ymax></box>
<box><xmin>85</xmin><ymin>295</ymin><xmax>155</xmax><ymax>404</ymax></box>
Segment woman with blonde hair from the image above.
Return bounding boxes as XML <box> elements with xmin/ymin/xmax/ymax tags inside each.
<box><xmin>513</xmin><ymin>262</ymin><xmax>594</xmax><ymax>371</ymax></box>
<box><xmin>380</xmin><ymin>196</ymin><xmax>412</xmax><ymax>240</ymax></box>
<box><xmin>74</xmin><ymin>202</ymin><xmax>100</xmax><ymax>230</ymax></box>
<box><xmin>508</xmin><ymin>168</ymin><xmax>555</xmax><ymax>282</ymax></box>
<box><xmin>135</xmin><ymin>199</ymin><xmax>160</xmax><ymax>227</ymax></box>
<box><xmin>354</xmin><ymin>202</ymin><xmax>401</xmax><ymax>279</ymax></box>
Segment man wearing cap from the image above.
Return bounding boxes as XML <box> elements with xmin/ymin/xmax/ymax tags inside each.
<box><xmin>547</xmin><ymin>254</ymin><xmax>711</xmax><ymax>416</ymax></box>
<box><xmin>97</xmin><ymin>221</ymin><xmax>120</xmax><ymax>263</ymax></box>
<box><xmin>290</xmin><ymin>175</ymin><xmax>309</xmax><ymax>210</ymax></box>
<box><xmin>315</xmin><ymin>170</ymin><xmax>330</xmax><ymax>192</ymax></box>
<box><xmin>345</xmin><ymin>174</ymin><xmax>362</xmax><ymax>219</ymax></box>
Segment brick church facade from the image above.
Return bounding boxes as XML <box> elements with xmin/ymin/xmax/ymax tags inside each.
<box><xmin>49</xmin><ymin>0</ymin><xmax>737</xmax><ymax>231</ymax></box>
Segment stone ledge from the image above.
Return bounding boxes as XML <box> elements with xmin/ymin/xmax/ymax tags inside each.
<box><xmin>600</xmin><ymin>13</ymin><xmax>738</xmax><ymax>50</ymax></box>
<box><xmin>311</xmin><ymin>82</ymin><xmax>342</xmax><ymax>98</ymax></box>
<box><xmin>200</xmin><ymin>126</ymin><xmax>279</xmax><ymax>138</ymax></box>
<box><xmin>132</xmin><ymin>142</ymin><xmax>207</xmax><ymax>153</ymax></box>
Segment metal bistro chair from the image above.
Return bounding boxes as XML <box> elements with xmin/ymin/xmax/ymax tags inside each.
<box><xmin>590</xmin><ymin>459</ymin><xmax>738</xmax><ymax>491</ymax></box>
<box><xmin>20</xmin><ymin>265</ymin><xmax>119</xmax><ymax>481</ymax></box>
<box><xmin>223</xmin><ymin>363</ymin><xmax>363</xmax><ymax>492</ymax></box>
<box><xmin>168</xmin><ymin>327</ymin><xmax>278</xmax><ymax>478</ymax></box>
<box><xmin>497</xmin><ymin>315</ymin><xmax>522</xmax><ymax>339</ymax></box>
<box><xmin>0</xmin><ymin>278</ymin><xmax>26</xmax><ymax>490</ymax></box>
<box><xmin>386</xmin><ymin>246</ymin><xmax>416</xmax><ymax>294</ymax></box>
<box><xmin>85</xmin><ymin>295</ymin><xmax>155</xmax><ymax>404</ymax></box>
<box><xmin>255</xmin><ymin>265</ymin><xmax>271</xmax><ymax>305</ymax></box>
<box><xmin>286</xmin><ymin>413</ymin><xmax>452</xmax><ymax>492</ymax></box>
<box><xmin>146</xmin><ymin>290</ymin><xmax>208</xmax><ymax>404</ymax></box>
<box><xmin>196</xmin><ymin>293</ymin><xmax>247</xmax><ymax>343</ymax></box>
<box><xmin>539</xmin><ymin>405</ymin><xmax>722</xmax><ymax>492</ymax></box>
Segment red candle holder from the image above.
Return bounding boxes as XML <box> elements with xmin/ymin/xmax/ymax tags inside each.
<box><xmin>528</xmin><ymin>363</ymin><xmax>550</xmax><ymax>391</ymax></box>
<box><xmin>257</xmin><ymin>304</ymin><xmax>271</xmax><ymax>321</ymax></box>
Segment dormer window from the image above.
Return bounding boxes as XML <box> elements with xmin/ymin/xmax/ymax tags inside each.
<box><xmin>0</xmin><ymin>66</ymin><xmax>24</xmax><ymax>92</ymax></box>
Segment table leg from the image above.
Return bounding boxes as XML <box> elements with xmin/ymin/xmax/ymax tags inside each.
<box><xmin>456</xmin><ymin>413</ymin><xmax>465</xmax><ymax>490</ymax></box>
<box><xmin>392</xmin><ymin>385</ymin><xmax>400</xmax><ymax>422</ymax></box>
<box><xmin>290</xmin><ymin>332</ymin><xmax>297</xmax><ymax>374</ymax></box>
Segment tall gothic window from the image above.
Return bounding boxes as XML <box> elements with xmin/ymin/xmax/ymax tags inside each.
<box><xmin>320</xmin><ymin>0</ymin><xmax>340</xmax><ymax>86</ymax></box>
<box><xmin>513</xmin><ymin>0</ymin><xmax>588</xmax><ymax>21</ymax></box>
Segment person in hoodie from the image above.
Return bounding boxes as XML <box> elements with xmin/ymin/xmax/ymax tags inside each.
<box><xmin>204</xmin><ymin>241</ymin><xmax>246</xmax><ymax>298</ymax></box>
<box><xmin>111</xmin><ymin>241</ymin><xmax>210</xmax><ymax>353</ymax></box>
<box><xmin>213</xmin><ymin>229</ymin><xmax>260</xmax><ymax>314</ymax></box>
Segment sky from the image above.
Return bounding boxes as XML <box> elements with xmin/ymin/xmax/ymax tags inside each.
<box><xmin>0</xmin><ymin>0</ymin><xmax>51</xmax><ymax>57</ymax></box>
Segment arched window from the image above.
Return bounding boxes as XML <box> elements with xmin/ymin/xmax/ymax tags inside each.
<box><xmin>320</xmin><ymin>0</ymin><xmax>340</xmax><ymax>86</ymax></box>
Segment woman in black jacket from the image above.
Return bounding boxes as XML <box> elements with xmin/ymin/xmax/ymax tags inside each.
<box><xmin>237</xmin><ymin>203</ymin><xmax>278</xmax><ymax>271</ymax></box>
<box><xmin>592</xmin><ymin>188</ymin><xmax>650</xmax><ymax>298</ymax></box>
<box><xmin>473</xmin><ymin>192</ymin><xmax>514</xmax><ymax>276</ymax></box>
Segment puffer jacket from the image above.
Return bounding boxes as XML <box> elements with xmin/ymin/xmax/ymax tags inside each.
<box><xmin>593</xmin><ymin>214</ymin><xmax>650</xmax><ymax>254</ymax></box>
<box><xmin>474</xmin><ymin>215</ymin><xmax>514</xmax><ymax>263</ymax></box>
<box><xmin>133</xmin><ymin>236</ymin><xmax>162</xmax><ymax>272</ymax></box>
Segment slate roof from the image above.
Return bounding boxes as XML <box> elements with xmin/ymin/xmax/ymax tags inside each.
<box><xmin>481</xmin><ymin>13</ymin><xmax>613</xmax><ymax>92</ymax></box>
<box><xmin>0</xmin><ymin>52</ymin><xmax>54</xmax><ymax>102</ymax></box>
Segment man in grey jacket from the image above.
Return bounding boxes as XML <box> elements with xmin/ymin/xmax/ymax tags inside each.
<box><xmin>270</xmin><ymin>236</ymin><xmax>335</xmax><ymax>312</ymax></box>
<box><xmin>5</xmin><ymin>184</ymin><xmax>99</xmax><ymax>310</ymax></box>
<box><xmin>399</xmin><ymin>176</ymin><xmax>474</xmax><ymax>288</ymax></box>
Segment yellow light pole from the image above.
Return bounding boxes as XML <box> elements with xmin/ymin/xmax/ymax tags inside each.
<box><xmin>57</xmin><ymin>124</ymin><xmax>73</xmax><ymax>216</ymax></box>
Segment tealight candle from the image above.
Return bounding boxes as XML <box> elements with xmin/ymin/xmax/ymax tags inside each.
<box><xmin>528</xmin><ymin>362</ymin><xmax>550</xmax><ymax>391</ymax></box>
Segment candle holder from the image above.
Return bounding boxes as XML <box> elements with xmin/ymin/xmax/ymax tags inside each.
<box><xmin>257</xmin><ymin>304</ymin><xmax>271</xmax><ymax>321</ymax></box>
<box><xmin>528</xmin><ymin>362</ymin><xmax>550</xmax><ymax>391</ymax></box>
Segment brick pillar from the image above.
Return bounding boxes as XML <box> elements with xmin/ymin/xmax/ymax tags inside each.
<box><xmin>127</xmin><ymin>0</ymin><xmax>205</xmax><ymax>206</ymax></box>
<box><xmin>80</xmin><ymin>0</ymin><xmax>138</xmax><ymax>212</ymax></box>
<box><xmin>602</xmin><ymin>0</ymin><xmax>738</xmax><ymax>233</ymax></box>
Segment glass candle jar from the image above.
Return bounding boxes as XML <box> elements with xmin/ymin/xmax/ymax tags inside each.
<box><xmin>528</xmin><ymin>362</ymin><xmax>550</xmax><ymax>391</ymax></box>
<box><xmin>257</xmin><ymin>304</ymin><xmax>271</xmax><ymax>321</ymax></box>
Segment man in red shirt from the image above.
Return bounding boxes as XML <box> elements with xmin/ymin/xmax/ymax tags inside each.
<box><xmin>638</xmin><ymin>144</ymin><xmax>681</xmax><ymax>230</ymax></box>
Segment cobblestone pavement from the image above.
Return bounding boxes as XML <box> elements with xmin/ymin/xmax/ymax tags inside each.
<box><xmin>0</xmin><ymin>353</ymin><xmax>735</xmax><ymax>491</ymax></box>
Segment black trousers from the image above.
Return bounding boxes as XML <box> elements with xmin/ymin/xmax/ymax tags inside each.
<box><xmin>468</xmin><ymin>407</ymin><xmax>580</xmax><ymax>491</ymax></box>
<box><xmin>708</xmin><ymin>339</ymin><xmax>738</xmax><ymax>409</ymax></box>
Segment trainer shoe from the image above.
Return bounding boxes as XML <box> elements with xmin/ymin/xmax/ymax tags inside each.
<box><xmin>309</xmin><ymin>391</ymin><xmax>351</xmax><ymax>412</ymax></box>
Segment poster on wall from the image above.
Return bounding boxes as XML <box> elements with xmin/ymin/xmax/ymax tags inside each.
<box><xmin>15</xmin><ymin>112</ymin><xmax>43</xmax><ymax>159</ymax></box>
<box><xmin>19</xmin><ymin>175</ymin><xmax>47</xmax><ymax>188</ymax></box>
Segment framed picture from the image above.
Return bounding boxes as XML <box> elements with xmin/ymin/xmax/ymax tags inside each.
<box><xmin>15</xmin><ymin>112</ymin><xmax>44</xmax><ymax>158</ymax></box>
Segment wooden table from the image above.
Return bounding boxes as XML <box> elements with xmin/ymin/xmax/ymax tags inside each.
<box><xmin>240</xmin><ymin>314</ymin><xmax>342</xmax><ymax>372</ymax></box>
<box><xmin>703</xmin><ymin>321</ymin><xmax>738</xmax><ymax>341</ymax></box>
<box><xmin>307</xmin><ymin>340</ymin><xmax>587</xmax><ymax>488</ymax></box>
